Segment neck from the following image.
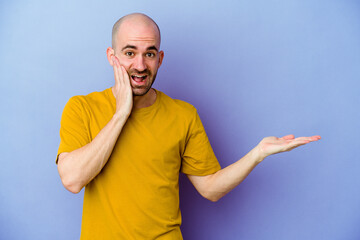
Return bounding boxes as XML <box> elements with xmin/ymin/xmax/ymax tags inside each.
<box><xmin>132</xmin><ymin>88</ymin><xmax>157</xmax><ymax>109</ymax></box>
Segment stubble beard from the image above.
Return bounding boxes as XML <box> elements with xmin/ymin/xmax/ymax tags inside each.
<box><xmin>130</xmin><ymin>71</ymin><xmax>158</xmax><ymax>96</ymax></box>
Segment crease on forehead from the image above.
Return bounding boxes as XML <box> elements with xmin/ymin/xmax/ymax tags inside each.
<box><xmin>119</xmin><ymin>35</ymin><xmax>159</xmax><ymax>51</ymax></box>
<box><xmin>127</xmin><ymin>37</ymin><xmax>157</xmax><ymax>42</ymax></box>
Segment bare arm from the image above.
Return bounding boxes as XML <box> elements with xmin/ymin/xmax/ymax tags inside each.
<box><xmin>187</xmin><ymin>135</ymin><xmax>321</xmax><ymax>202</ymax></box>
<box><xmin>57</xmin><ymin>57</ymin><xmax>132</xmax><ymax>193</ymax></box>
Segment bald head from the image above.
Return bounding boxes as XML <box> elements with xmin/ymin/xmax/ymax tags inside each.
<box><xmin>112</xmin><ymin>13</ymin><xmax>161</xmax><ymax>50</ymax></box>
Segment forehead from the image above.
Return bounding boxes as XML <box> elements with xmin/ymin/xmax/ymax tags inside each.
<box><xmin>116</xmin><ymin>20</ymin><xmax>160</xmax><ymax>50</ymax></box>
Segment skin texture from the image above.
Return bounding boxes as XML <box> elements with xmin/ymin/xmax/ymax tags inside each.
<box><xmin>57</xmin><ymin>13</ymin><xmax>321</xmax><ymax>201</ymax></box>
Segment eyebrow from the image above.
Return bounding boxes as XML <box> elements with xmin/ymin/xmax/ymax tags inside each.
<box><xmin>147</xmin><ymin>46</ymin><xmax>158</xmax><ymax>52</ymax></box>
<box><xmin>121</xmin><ymin>45</ymin><xmax>158</xmax><ymax>52</ymax></box>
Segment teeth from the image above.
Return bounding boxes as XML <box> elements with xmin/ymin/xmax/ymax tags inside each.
<box><xmin>133</xmin><ymin>75</ymin><xmax>146</xmax><ymax>78</ymax></box>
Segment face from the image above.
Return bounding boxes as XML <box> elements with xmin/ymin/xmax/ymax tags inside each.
<box><xmin>109</xmin><ymin>20</ymin><xmax>164</xmax><ymax>96</ymax></box>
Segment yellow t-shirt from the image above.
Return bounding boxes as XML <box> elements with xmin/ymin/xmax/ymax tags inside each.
<box><xmin>57</xmin><ymin>88</ymin><xmax>221</xmax><ymax>239</ymax></box>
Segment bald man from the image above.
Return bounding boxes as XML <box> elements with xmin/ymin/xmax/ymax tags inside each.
<box><xmin>56</xmin><ymin>13</ymin><xmax>320</xmax><ymax>239</ymax></box>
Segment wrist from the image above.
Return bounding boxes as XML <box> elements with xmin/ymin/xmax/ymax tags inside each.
<box><xmin>112</xmin><ymin>110</ymin><xmax>130</xmax><ymax>125</ymax></box>
<box><xmin>251</xmin><ymin>145</ymin><xmax>267</xmax><ymax>164</ymax></box>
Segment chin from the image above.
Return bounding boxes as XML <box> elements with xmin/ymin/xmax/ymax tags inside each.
<box><xmin>132</xmin><ymin>87</ymin><xmax>152</xmax><ymax>96</ymax></box>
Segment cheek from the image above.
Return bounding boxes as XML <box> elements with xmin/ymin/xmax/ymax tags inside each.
<box><xmin>116</xmin><ymin>56</ymin><xmax>131</xmax><ymax>67</ymax></box>
<box><xmin>148</xmin><ymin>61</ymin><xmax>159</xmax><ymax>71</ymax></box>
<box><xmin>119</xmin><ymin>61</ymin><xmax>132</xmax><ymax>69</ymax></box>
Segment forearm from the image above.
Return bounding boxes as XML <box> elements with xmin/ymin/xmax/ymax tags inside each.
<box><xmin>57</xmin><ymin>111</ymin><xmax>129</xmax><ymax>193</ymax></box>
<box><xmin>188</xmin><ymin>135</ymin><xmax>320</xmax><ymax>202</ymax></box>
<box><xmin>200</xmin><ymin>147</ymin><xmax>264</xmax><ymax>202</ymax></box>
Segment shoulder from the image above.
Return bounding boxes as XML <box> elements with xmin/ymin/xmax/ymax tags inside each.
<box><xmin>65</xmin><ymin>88</ymin><xmax>112</xmax><ymax>110</ymax></box>
<box><xmin>80</xmin><ymin>88</ymin><xmax>111</xmax><ymax>105</ymax></box>
<box><xmin>157</xmin><ymin>90</ymin><xmax>197</xmax><ymax>116</ymax></box>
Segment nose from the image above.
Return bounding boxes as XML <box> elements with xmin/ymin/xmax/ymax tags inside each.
<box><xmin>133</xmin><ymin>55</ymin><xmax>147</xmax><ymax>72</ymax></box>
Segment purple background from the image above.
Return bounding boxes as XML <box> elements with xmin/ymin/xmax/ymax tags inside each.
<box><xmin>1</xmin><ymin>0</ymin><xmax>359</xmax><ymax>239</ymax></box>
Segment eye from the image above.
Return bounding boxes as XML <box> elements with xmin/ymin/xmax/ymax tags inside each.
<box><xmin>146</xmin><ymin>52</ymin><xmax>155</xmax><ymax>58</ymax></box>
<box><xmin>125</xmin><ymin>52</ymin><xmax>134</xmax><ymax>57</ymax></box>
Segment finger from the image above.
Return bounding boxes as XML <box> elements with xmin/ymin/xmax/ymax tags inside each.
<box><xmin>285</xmin><ymin>140</ymin><xmax>310</xmax><ymax>151</ymax></box>
<box><xmin>112</xmin><ymin>55</ymin><xmax>120</xmax><ymax>65</ymax></box>
<box><xmin>118</xmin><ymin>65</ymin><xmax>125</xmax><ymax>85</ymax></box>
<box><xmin>311</xmin><ymin>135</ymin><xmax>321</xmax><ymax>140</ymax></box>
<box><xmin>112</xmin><ymin>58</ymin><xmax>121</xmax><ymax>87</ymax></box>
<box><xmin>114</xmin><ymin>56</ymin><xmax>122</xmax><ymax>71</ymax></box>
<box><xmin>121</xmin><ymin>66</ymin><xmax>131</xmax><ymax>86</ymax></box>
<box><xmin>112</xmin><ymin>56</ymin><xmax>126</xmax><ymax>85</ymax></box>
<box><xmin>281</xmin><ymin>134</ymin><xmax>295</xmax><ymax>140</ymax></box>
<box><xmin>294</xmin><ymin>139</ymin><xmax>311</xmax><ymax>145</ymax></box>
<box><xmin>294</xmin><ymin>136</ymin><xmax>321</xmax><ymax>142</ymax></box>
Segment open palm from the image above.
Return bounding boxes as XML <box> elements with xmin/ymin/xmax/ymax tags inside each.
<box><xmin>257</xmin><ymin>134</ymin><xmax>321</xmax><ymax>158</ymax></box>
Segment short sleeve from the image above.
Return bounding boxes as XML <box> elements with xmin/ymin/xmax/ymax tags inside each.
<box><xmin>181</xmin><ymin>109</ymin><xmax>221</xmax><ymax>175</ymax></box>
<box><xmin>56</xmin><ymin>96</ymin><xmax>90</xmax><ymax>163</ymax></box>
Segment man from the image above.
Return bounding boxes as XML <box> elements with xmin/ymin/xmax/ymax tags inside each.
<box><xmin>56</xmin><ymin>13</ymin><xmax>320</xmax><ymax>239</ymax></box>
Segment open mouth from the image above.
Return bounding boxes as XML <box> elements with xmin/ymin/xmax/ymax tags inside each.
<box><xmin>131</xmin><ymin>75</ymin><xmax>148</xmax><ymax>82</ymax></box>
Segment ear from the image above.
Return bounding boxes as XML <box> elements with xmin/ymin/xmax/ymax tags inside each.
<box><xmin>106</xmin><ymin>47</ymin><xmax>115</xmax><ymax>66</ymax></box>
<box><xmin>158</xmin><ymin>50</ymin><xmax>164</xmax><ymax>68</ymax></box>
